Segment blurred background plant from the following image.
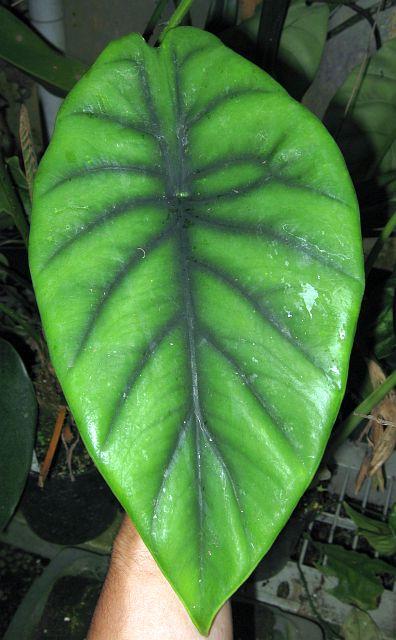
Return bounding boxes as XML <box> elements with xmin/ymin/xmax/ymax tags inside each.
<box><xmin>0</xmin><ymin>1</ymin><xmax>395</xmax><ymax>639</ymax></box>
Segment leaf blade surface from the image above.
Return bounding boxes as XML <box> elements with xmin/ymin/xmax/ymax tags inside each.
<box><xmin>29</xmin><ymin>27</ymin><xmax>364</xmax><ymax>633</ymax></box>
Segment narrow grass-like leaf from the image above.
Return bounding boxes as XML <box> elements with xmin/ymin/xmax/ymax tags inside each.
<box><xmin>0</xmin><ymin>151</ymin><xmax>28</xmax><ymax>244</ymax></box>
<box><xmin>19</xmin><ymin>105</ymin><xmax>38</xmax><ymax>203</ymax></box>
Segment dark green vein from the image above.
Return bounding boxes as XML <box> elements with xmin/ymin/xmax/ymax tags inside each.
<box><xmin>65</xmin><ymin>110</ymin><xmax>157</xmax><ymax>139</ymax></box>
<box><xmin>151</xmin><ymin>412</ymin><xmax>192</xmax><ymax>531</ymax></box>
<box><xmin>135</xmin><ymin>60</ymin><xmax>177</xmax><ymax>196</ymax></box>
<box><xmin>198</xmin><ymin>412</ymin><xmax>253</xmax><ymax>550</ymax></box>
<box><xmin>190</xmin><ymin>134</ymin><xmax>287</xmax><ymax>182</ymax></box>
<box><xmin>195</xmin><ymin>259</ymin><xmax>332</xmax><ymax>385</ymax></box>
<box><xmin>188</xmin><ymin>153</ymin><xmax>270</xmax><ymax>180</ymax></box>
<box><xmin>178</xmin><ymin>44</ymin><xmax>221</xmax><ymax>70</ymax></box>
<box><xmin>200</xmin><ymin>328</ymin><xmax>303</xmax><ymax>467</ymax></box>
<box><xmin>41</xmin><ymin>195</ymin><xmax>166</xmax><ymax>271</ymax></box>
<box><xmin>187</xmin><ymin>88</ymin><xmax>275</xmax><ymax>128</ymax></box>
<box><xmin>42</xmin><ymin>163</ymin><xmax>164</xmax><ymax>196</ymax></box>
<box><xmin>104</xmin><ymin>313</ymin><xmax>183</xmax><ymax>447</ymax></box>
<box><xmin>173</xmin><ymin>49</ymin><xmax>205</xmax><ymax>584</ymax></box>
<box><xmin>190</xmin><ymin>214</ymin><xmax>359</xmax><ymax>284</ymax></box>
<box><xmin>188</xmin><ymin>170</ymin><xmax>352</xmax><ymax>211</ymax></box>
<box><xmin>201</xmin><ymin>408</ymin><xmax>286</xmax><ymax>493</ymax></box>
<box><xmin>70</xmin><ymin>222</ymin><xmax>178</xmax><ymax>367</ymax></box>
<box><xmin>179</xmin><ymin>227</ymin><xmax>205</xmax><ymax>584</ymax></box>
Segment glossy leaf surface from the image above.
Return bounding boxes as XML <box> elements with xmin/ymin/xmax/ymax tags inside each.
<box><xmin>0</xmin><ymin>338</ymin><xmax>37</xmax><ymax>530</ymax></box>
<box><xmin>29</xmin><ymin>27</ymin><xmax>364</xmax><ymax>633</ymax></box>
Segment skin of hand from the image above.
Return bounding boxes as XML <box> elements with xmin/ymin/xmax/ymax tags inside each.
<box><xmin>88</xmin><ymin>516</ymin><xmax>233</xmax><ymax>640</ymax></box>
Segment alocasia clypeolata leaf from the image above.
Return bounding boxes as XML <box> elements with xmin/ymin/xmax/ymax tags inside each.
<box><xmin>29</xmin><ymin>27</ymin><xmax>364</xmax><ymax>634</ymax></box>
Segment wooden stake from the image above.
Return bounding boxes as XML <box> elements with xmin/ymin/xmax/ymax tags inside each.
<box><xmin>38</xmin><ymin>405</ymin><xmax>67</xmax><ymax>488</ymax></box>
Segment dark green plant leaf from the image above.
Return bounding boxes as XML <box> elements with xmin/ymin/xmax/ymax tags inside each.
<box><xmin>0</xmin><ymin>151</ymin><xmax>29</xmax><ymax>243</ymax></box>
<box><xmin>314</xmin><ymin>542</ymin><xmax>396</xmax><ymax>610</ymax></box>
<box><xmin>324</xmin><ymin>37</ymin><xmax>396</xmax><ymax>181</ymax></box>
<box><xmin>342</xmin><ymin>608</ymin><xmax>382</xmax><ymax>640</ymax></box>
<box><xmin>222</xmin><ymin>0</ymin><xmax>329</xmax><ymax>99</ymax></box>
<box><xmin>370</xmin><ymin>268</ymin><xmax>395</xmax><ymax>360</ymax></box>
<box><xmin>29</xmin><ymin>27</ymin><xmax>364</xmax><ymax>633</ymax></box>
<box><xmin>0</xmin><ymin>338</ymin><xmax>37</xmax><ymax>530</ymax></box>
<box><xmin>6</xmin><ymin>156</ymin><xmax>32</xmax><ymax>220</ymax></box>
<box><xmin>0</xmin><ymin>7</ymin><xmax>87</xmax><ymax>95</ymax></box>
<box><xmin>389</xmin><ymin>504</ymin><xmax>396</xmax><ymax>534</ymax></box>
<box><xmin>344</xmin><ymin>502</ymin><xmax>396</xmax><ymax>556</ymax></box>
<box><xmin>206</xmin><ymin>0</ymin><xmax>239</xmax><ymax>34</ymax></box>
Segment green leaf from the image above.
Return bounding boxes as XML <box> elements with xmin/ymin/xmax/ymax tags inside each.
<box><xmin>29</xmin><ymin>27</ymin><xmax>364</xmax><ymax>633</ymax></box>
<box><xmin>342</xmin><ymin>609</ymin><xmax>382</xmax><ymax>640</ymax></box>
<box><xmin>0</xmin><ymin>151</ymin><xmax>29</xmax><ymax>244</ymax></box>
<box><xmin>314</xmin><ymin>543</ymin><xmax>396</xmax><ymax>611</ymax></box>
<box><xmin>344</xmin><ymin>502</ymin><xmax>389</xmax><ymax>534</ymax></box>
<box><xmin>389</xmin><ymin>504</ymin><xmax>396</xmax><ymax>535</ymax></box>
<box><xmin>344</xmin><ymin>502</ymin><xmax>396</xmax><ymax>556</ymax></box>
<box><xmin>0</xmin><ymin>338</ymin><xmax>37</xmax><ymax>530</ymax></box>
<box><xmin>158</xmin><ymin>0</ymin><xmax>195</xmax><ymax>43</ymax></box>
<box><xmin>222</xmin><ymin>0</ymin><xmax>329</xmax><ymax>99</ymax></box>
<box><xmin>0</xmin><ymin>6</ymin><xmax>87</xmax><ymax>95</ymax></box>
<box><xmin>206</xmin><ymin>0</ymin><xmax>239</xmax><ymax>33</ymax></box>
<box><xmin>6</xmin><ymin>156</ymin><xmax>32</xmax><ymax>220</ymax></box>
<box><xmin>324</xmin><ymin>37</ymin><xmax>396</xmax><ymax>180</ymax></box>
<box><xmin>370</xmin><ymin>267</ymin><xmax>396</xmax><ymax>360</ymax></box>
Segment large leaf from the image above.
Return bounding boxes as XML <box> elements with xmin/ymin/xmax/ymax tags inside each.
<box><xmin>314</xmin><ymin>542</ymin><xmax>396</xmax><ymax>611</ymax></box>
<box><xmin>0</xmin><ymin>152</ymin><xmax>29</xmax><ymax>243</ymax></box>
<box><xmin>0</xmin><ymin>338</ymin><xmax>37</xmax><ymax>530</ymax></box>
<box><xmin>342</xmin><ymin>609</ymin><xmax>382</xmax><ymax>640</ymax></box>
<box><xmin>205</xmin><ymin>0</ymin><xmax>239</xmax><ymax>33</ymax></box>
<box><xmin>221</xmin><ymin>0</ymin><xmax>329</xmax><ymax>100</ymax></box>
<box><xmin>344</xmin><ymin>502</ymin><xmax>396</xmax><ymax>556</ymax></box>
<box><xmin>0</xmin><ymin>6</ymin><xmax>87</xmax><ymax>95</ymax></box>
<box><xmin>324</xmin><ymin>37</ymin><xmax>396</xmax><ymax>181</ymax></box>
<box><xmin>29</xmin><ymin>27</ymin><xmax>364</xmax><ymax>633</ymax></box>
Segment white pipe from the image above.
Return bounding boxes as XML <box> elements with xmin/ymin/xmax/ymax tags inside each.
<box><xmin>28</xmin><ymin>0</ymin><xmax>65</xmax><ymax>138</ymax></box>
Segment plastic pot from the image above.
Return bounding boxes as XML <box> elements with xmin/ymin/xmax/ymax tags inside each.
<box><xmin>20</xmin><ymin>468</ymin><xmax>118</xmax><ymax>545</ymax></box>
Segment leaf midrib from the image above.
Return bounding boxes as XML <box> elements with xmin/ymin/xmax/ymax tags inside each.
<box><xmin>172</xmin><ymin>50</ymin><xmax>207</xmax><ymax>581</ymax></box>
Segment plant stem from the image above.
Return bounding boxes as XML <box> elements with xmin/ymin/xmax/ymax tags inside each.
<box><xmin>297</xmin><ymin>562</ymin><xmax>342</xmax><ymax>639</ymax></box>
<box><xmin>328</xmin><ymin>0</ymin><xmax>396</xmax><ymax>40</ymax></box>
<box><xmin>256</xmin><ymin>0</ymin><xmax>291</xmax><ymax>74</ymax></box>
<box><xmin>365</xmin><ymin>211</ymin><xmax>396</xmax><ymax>274</ymax></box>
<box><xmin>330</xmin><ymin>370</ymin><xmax>396</xmax><ymax>451</ymax></box>
<box><xmin>158</xmin><ymin>0</ymin><xmax>194</xmax><ymax>43</ymax></box>
<box><xmin>308</xmin><ymin>0</ymin><xmax>382</xmax><ymax>49</ymax></box>
<box><xmin>143</xmin><ymin>0</ymin><xmax>169</xmax><ymax>41</ymax></box>
<box><xmin>0</xmin><ymin>152</ymin><xmax>29</xmax><ymax>245</ymax></box>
